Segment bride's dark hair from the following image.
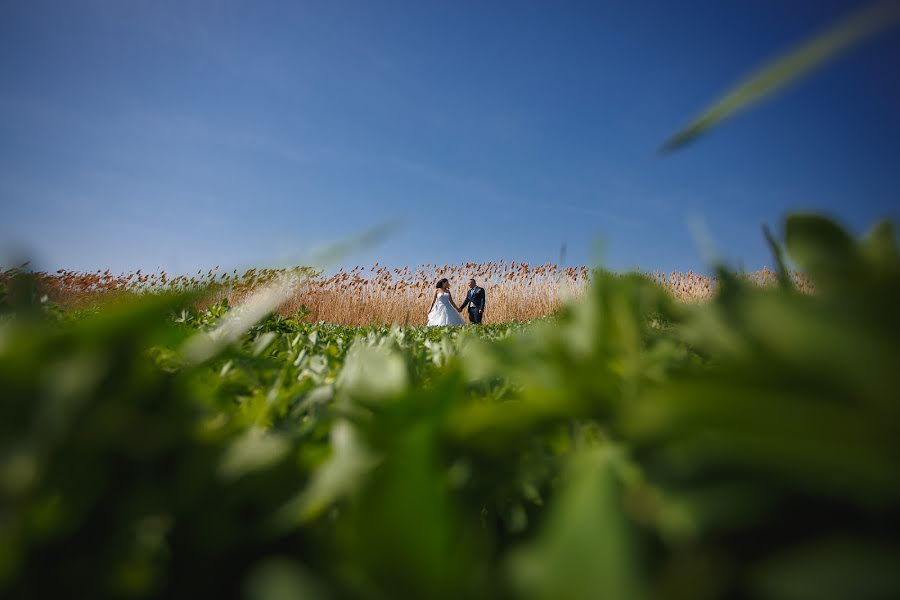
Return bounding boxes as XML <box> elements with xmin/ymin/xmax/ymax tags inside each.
<box><xmin>435</xmin><ymin>278</ymin><xmax>449</xmax><ymax>289</ymax></box>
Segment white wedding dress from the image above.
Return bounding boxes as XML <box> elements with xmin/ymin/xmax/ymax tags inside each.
<box><xmin>427</xmin><ymin>291</ymin><xmax>466</xmax><ymax>326</ymax></box>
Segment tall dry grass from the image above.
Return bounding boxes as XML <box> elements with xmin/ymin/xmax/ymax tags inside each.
<box><xmin>278</xmin><ymin>263</ymin><xmax>591</xmax><ymax>325</ymax></box>
<box><xmin>644</xmin><ymin>267</ymin><xmax>814</xmax><ymax>302</ymax></box>
<box><xmin>1</xmin><ymin>263</ymin><xmax>811</xmax><ymax>325</ymax></box>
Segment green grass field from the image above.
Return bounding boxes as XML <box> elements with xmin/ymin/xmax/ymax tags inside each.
<box><xmin>2</xmin><ymin>214</ymin><xmax>899</xmax><ymax>599</ymax></box>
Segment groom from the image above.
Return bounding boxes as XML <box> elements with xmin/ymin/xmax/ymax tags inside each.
<box><xmin>458</xmin><ymin>278</ymin><xmax>486</xmax><ymax>324</ymax></box>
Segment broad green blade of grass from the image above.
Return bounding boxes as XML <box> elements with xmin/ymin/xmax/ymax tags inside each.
<box><xmin>660</xmin><ymin>1</ymin><xmax>900</xmax><ymax>154</ymax></box>
<box><xmin>507</xmin><ymin>447</ymin><xmax>640</xmax><ymax>600</ymax></box>
<box><xmin>763</xmin><ymin>224</ymin><xmax>794</xmax><ymax>290</ymax></box>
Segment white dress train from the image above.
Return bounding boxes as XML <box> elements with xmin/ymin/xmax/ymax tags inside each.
<box><xmin>427</xmin><ymin>291</ymin><xmax>466</xmax><ymax>326</ymax></box>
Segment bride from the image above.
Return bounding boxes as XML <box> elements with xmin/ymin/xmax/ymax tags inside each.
<box><xmin>427</xmin><ymin>278</ymin><xmax>466</xmax><ymax>326</ymax></box>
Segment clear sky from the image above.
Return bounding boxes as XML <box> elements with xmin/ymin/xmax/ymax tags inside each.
<box><xmin>2</xmin><ymin>0</ymin><xmax>898</xmax><ymax>275</ymax></box>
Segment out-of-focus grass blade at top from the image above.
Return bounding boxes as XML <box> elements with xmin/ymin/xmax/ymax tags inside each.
<box><xmin>660</xmin><ymin>1</ymin><xmax>900</xmax><ymax>154</ymax></box>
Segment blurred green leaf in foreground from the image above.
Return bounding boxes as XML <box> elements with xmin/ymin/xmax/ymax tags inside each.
<box><xmin>2</xmin><ymin>213</ymin><xmax>900</xmax><ymax>598</ymax></box>
<box><xmin>661</xmin><ymin>1</ymin><xmax>900</xmax><ymax>153</ymax></box>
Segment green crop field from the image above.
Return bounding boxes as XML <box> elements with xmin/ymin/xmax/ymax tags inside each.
<box><xmin>2</xmin><ymin>214</ymin><xmax>899</xmax><ymax>599</ymax></box>
<box><xmin>4</xmin><ymin>6</ymin><xmax>900</xmax><ymax>596</ymax></box>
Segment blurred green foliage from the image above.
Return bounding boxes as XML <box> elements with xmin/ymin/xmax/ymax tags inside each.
<box><xmin>661</xmin><ymin>2</ymin><xmax>900</xmax><ymax>152</ymax></box>
<box><xmin>1</xmin><ymin>214</ymin><xmax>899</xmax><ymax>599</ymax></box>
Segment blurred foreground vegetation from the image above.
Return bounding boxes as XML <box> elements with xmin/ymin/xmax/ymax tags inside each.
<box><xmin>1</xmin><ymin>214</ymin><xmax>899</xmax><ymax>599</ymax></box>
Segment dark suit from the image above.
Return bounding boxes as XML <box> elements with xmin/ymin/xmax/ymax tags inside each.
<box><xmin>459</xmin><ymin>286</ymin><xmax>486</xmax><ymax>324</ymax></box>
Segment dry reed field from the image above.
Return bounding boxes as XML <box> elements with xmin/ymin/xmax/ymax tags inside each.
<box><xmin>1</xmin><ymin>262</ymin><xmax>811</xmax><ymax>325</ymax></box>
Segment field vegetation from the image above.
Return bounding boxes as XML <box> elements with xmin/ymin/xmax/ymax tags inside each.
<box><xmin>1</xmin><ymin>214</ymin><xmax>898</xmax><ymax>599</ymax></box>
<box><xmin>2</xmin><ymin>262</ymin><xmax>812</xmax><ymax>325</ymax></box>
<box><xmin>2</xmin><ymin>6</ymin><xmax>896</xmax><ymax>597</ymax></box>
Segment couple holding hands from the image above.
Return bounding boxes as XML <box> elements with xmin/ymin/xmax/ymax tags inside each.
<box><xmin>427</xmin><ymin>278</ymin><xmax>486</xmax><ymax>327</ymax></box>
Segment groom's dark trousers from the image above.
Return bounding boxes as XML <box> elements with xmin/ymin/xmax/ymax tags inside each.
<box><xmin>468</xmin><ymin>307</ymin><xmax>483</xmax><ymax>324</ymax></box>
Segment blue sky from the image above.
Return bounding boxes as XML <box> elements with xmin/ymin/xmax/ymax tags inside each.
<box><xmin>1</xmin><ymin>0</ymin><xmax>898</xmax><ymax>275</ymax></box>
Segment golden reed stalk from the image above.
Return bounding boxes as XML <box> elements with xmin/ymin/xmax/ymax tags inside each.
<box><xmin>2</xmin><ymin>263</ymin><xmax>811</xmax><ymax>326</ymax></box>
